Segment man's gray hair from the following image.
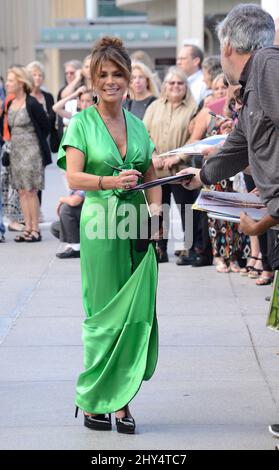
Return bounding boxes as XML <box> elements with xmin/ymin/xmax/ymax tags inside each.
<box><xmin>217</xmin><ymin>3</ymin><xmax>275</xmax><ymax>54</ymax></box>
<box><xmin>64</xmin><ymin>60</ymin><xmax>83</xmax><ymax>70</ymax></box>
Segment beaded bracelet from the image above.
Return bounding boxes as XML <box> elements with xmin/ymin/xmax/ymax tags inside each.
<box><xmin>98</xmin><ymin>176</ymin><xmax>105</xmax><ymax>190</ymax></box>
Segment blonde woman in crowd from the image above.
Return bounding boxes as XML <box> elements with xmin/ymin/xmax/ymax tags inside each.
<box><xmin>26</xmin><ymin>61</ymin><xmax>57</xmax><ymax>148</ymax></box>
<box><xmin>144</xmin><ymin>66</ymin><xmax>198</xmax><ymax>263</ymax></box>
<box><xmin>188</xmin><ymin>73</ymin><xmax>228</xmax><ymax>143</ymax></box>
<box><xmin>1</xmin><ymin>94</ymin><xmax>25</xmax><ymax>233</ymax></box>
<box><xmin>26</xmin><ymin>61</ymin><xmax>58</xmax><ymax>209</ymax></box>
<box><xmin>130</xmin><ymin>49</ymin><xmax>161</xmax><ymax>92</ymax></box>
<box><xmin>123</xmin><ymin>61</ymin><xmax>159</xmax><ymax>119</ymax></box>
<box><xmin>26</xmin><ymin>62</ymin><xmax>54</xmax><ymax>114</ymax></box>
<box><xmin>5</xmin><ymin>67</ymin><xmax>50</xmax><ymax>242</ymax></box>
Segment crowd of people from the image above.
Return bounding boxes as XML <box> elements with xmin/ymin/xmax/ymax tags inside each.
<box><xmin>0</xmin><ymin>2</ymin><xmax>278</xmax><ymax>441</ymax></box>
<box><xmin>0</xmin><ymin>33</ymin><xmax>270</xmax><ymax>280</ymax></box>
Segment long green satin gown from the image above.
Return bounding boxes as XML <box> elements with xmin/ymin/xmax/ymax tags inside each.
<box><xmin>57</xmin><ymin>106</ymin><xmax>159</xmax><ymax>414</ymax></box>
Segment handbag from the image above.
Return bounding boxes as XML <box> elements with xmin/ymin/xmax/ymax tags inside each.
<box><xmin>50</xmin><ymin>127</ymin><xmax>61</xmax><ymax>153</ymax></box>
<box><xmin>1</xmin><ymin>141</ymin><xmax>11</xmax><ymax>167</ymax></box>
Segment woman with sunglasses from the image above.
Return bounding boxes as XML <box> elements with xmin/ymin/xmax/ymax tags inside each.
<box><xmin>143</xmin><ymin>66</ymin><xmax>198</xmax><ymax>263</ymax></box>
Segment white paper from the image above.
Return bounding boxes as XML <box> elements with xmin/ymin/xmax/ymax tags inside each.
<box><xmin>158</xmin><ymin>134</ymin><xmax>227</xmax><ymax>157</ymax></box>
<box><xmin>193</xmin><ymin>190</ymin><xmax>267</xmax><ymax>222</ymax></box>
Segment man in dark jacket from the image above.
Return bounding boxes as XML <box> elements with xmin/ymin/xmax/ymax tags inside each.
<box><xmin>177</xmin><ymin>3</ymin><xmax>279</xmax><ymax>440</ymax></box>
<box><xmin>179</xmin><ymin>4</ymin><xmax>278</xmax><ymax>235</ymax></box>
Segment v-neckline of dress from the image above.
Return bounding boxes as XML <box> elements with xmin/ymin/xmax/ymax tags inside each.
<box><xmin>95</xmin><ymin>106</ymin><xmax>129</xmax><ymax>163</ymax></box>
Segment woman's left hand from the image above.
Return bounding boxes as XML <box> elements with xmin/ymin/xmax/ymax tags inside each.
<box><xmin>239</xmin><ymin>212</ymin><xmax>259</xmax><ymax>235</ymax></box>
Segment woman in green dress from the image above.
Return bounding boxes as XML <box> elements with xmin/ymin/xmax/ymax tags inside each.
<box><xmin>57</xmin><ymin>36</ymin><xmax>162</xmax><ymax>434</ymax></box>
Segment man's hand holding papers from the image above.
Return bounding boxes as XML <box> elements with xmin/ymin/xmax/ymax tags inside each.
<box><xmin>239</xmin><ymin>212</ymin><xmax>279</xmax><ymax>236</ymax></box>
<box><xmin>239</xmin><ymin>212</ymin><xmax>260</xmax><ymax>236</ymax></box>
<box><xmin>175</xmin><ymin>167</ymin><xmax>203</xmax><ymax>190</ymax></box>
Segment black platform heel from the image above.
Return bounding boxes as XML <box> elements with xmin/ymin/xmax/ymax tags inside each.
<box><xmin>115</xmin><ymin>406</ymin><xmax>136</xmax><ymax>434</ymax></box>
<box><xmin>75</xmin><ymin>406</ymin><xmax>112</xmax><ymax>431</ymax></box>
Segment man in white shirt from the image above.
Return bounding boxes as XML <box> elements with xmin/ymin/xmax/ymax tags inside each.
<box><xmin>176</xmin><ymin>44</ymin><xmax>208</xmax><ymax>106</ymax></box>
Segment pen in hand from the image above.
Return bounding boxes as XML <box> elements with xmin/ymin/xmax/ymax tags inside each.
<box><xmin>208</xmin><ymin>111</ymin><xmax>226</xmax><ymax>121</ymax></box>
<box><xmin>104</xmin><ymin>161</ymin><xmax>142</xmax><ymax>179</ymax></box>
<box><xmin>104</xmin><ymin>161</ymin><xmax>123</xmax><ymax>172</ymax></box>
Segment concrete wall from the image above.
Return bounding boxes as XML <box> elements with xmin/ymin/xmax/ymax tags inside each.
<box><xmin>0</xmin><ymin>0</ymin><xmax>85</xmax><ymax>93</ymax></box>
<box><xmin>116</xmin><ymin>0</ymin><xmax>262</xmax><ymax>53</ymax></box>
<box><xmin>117</xmin><ymin>0</ymin><xmax>262</xmax><ymax>23</ymax></box>
<box><xmin>49</xmin><ymin>0</ymin><xmax>85</xmax><ymax>21</ymax></box>
<box><xmin>0</xmin><ymin>0</ymin><xmax>50</xmax><ymax>77</ymax></box>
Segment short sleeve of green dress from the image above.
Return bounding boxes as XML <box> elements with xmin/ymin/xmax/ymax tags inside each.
<box><xmin>57</xmin><ymin>107</ymin><xmax>158</xmax><ymax>414</ymax></box>
<box><xmin>57</xmin><ymin>115</ymin><xmax>87</xmax><ymax>170</ymax></box>
<box><xmin>58</xmin><ymin>107</ymin><xmax>154</xmax><ymax>183</ymax></box>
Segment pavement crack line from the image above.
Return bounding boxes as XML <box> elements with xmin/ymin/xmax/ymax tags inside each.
<box><xmin>228</xmin><ymin>274</ymin><xmax>279</xmax><ymax>414</ymax></box>
<box><xmin>0</xmin><ymin>256</ymin><xmax>56</xmax><ymax>346</ymax></box>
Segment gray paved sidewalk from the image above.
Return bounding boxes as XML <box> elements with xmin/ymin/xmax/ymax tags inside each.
<box><xmin>0</xmin><ymin>164</ymin><xmax>279</xmax><ymax>450</ymax></box>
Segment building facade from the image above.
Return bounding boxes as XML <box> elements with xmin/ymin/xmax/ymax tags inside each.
<box><xmin>0</xmin><ymin>0</ymin><xmax>85</xmax><ymax>92</ymax></box>
<box><xmin>38</xmin><ymin>0</ymin><xmax>176</xmax><ymax>93</ymax></box>
<box><xmin>116</xmin><ymin>0</ymin><xmax>269</xmax><ymax>51</ymax></box>
<box><xmin>0</xmin><ymin>0</ymin><xmax>274</xmax><ymax>96</ymax></box>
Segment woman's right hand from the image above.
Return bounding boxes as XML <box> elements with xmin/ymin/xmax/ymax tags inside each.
<box><xmin>114</xmin><ymin>169</ymin><xmax>142</xmax><ymax>190</ymax></box>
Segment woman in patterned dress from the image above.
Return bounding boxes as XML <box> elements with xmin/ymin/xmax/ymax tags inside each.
<box><xmin>6</xmin><ymin>67</ymin><xmax>50</xmax><ymax>242</ymax></box>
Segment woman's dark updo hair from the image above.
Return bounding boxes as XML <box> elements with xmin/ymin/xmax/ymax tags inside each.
<box><xmin>90</xmin><ymin>36</ymin><xmax>131</xmax><ymax>86</ymax></box>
